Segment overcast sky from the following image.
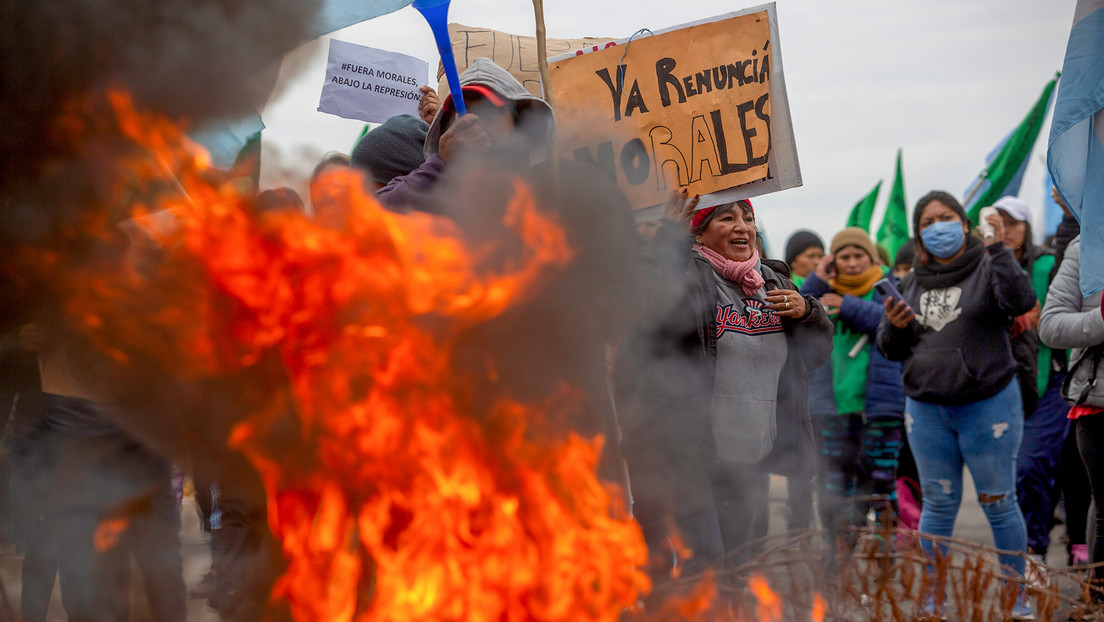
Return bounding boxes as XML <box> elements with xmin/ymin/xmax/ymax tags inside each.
<box><xmin>260</xmin><ymin>0</ymin><xmax>1076</xmax><ymax>254</ymax></box>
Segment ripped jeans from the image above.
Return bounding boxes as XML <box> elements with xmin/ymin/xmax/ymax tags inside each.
<box><xmin>905</xmin><ymin>379</ymin><xmax>1027</xmax><ymax>578</ymax></box>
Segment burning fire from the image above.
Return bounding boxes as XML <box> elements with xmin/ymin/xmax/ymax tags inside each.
<box><xmin>749</xmin><ymin>574</ymin><xmax>782</xmax><ymax>622</ymax></box>
<box><xmin>810</xmin><ymin>593</ymin><xmax>826</xmax><ymax>622</ymax></box>
<box><xmin>30</xmin><ymin>91</ymin><xmax>655</xmax><ymax>621</ymax></box>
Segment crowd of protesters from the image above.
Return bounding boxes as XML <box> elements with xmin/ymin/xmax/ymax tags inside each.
<box><xmin>2</xmin><ymin>55</ymin><xmax>1103</xmax><ymax>622</ymax></box>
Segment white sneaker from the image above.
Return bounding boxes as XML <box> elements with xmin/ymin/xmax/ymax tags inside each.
<box><xmin>1024</xmin><ymin>554</ymin><xmax>1048</xmax><ymax>591</ymax></box>
<box><xmin>1010</xmin><ymin>598</ymin><xmax>1035</xmax><ymax>621</ymax></box>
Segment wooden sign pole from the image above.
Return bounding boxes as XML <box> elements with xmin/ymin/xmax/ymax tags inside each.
<box><xmin>531</xmin><ymin>0</ymin><xmax>555</xmax><ymax>110</ymax></box>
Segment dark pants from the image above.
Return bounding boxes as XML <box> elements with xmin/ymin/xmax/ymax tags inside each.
<box><xmin>1061</xmin><ymin>424</ymin><xmax>1091</xmax><ymax>548</ymax></box>
<box><xmin>712</xmin><ymin>459</ymin><xmax>769</xmax><ymax>561</ymax></box>
<box><xmin>197</xmin><ymin>449</ymin><xmax>279</xmax><ymax>621</ymax></box>
<box><xmin>193</xmin><ymin>466</ymin><xmax>214</xmax><ymax>533</ymax></box>
<box><xmin>18</xmin><ymin>533</ymin><xmax>57</xmax><ymax>622</ymax></box>
<box><xmin>813</xmin><ymin>413</ymin><xmax>904</xmax><ymax>536</ymax></box>
<box><xmin>630</xmin><ymin>454</ymin><xmax>725</xmax><ymax>585</ymax></box>
<box><xmin>4</xmin><ymin>391</ymin><xmax>58</xmax><ymax>622</ymax></box>
<box><xmin>1016</xmin><ymin>373</ymin><xmax>1070</xmax><ymax>555</ymax></box>
<box><xmin>40</xmin><ymin>394</ymin><xmax>185</xmax><ymax>622</ymax></box>
<box><xmin>785</xmin><ymin>474</ymin><xmax>815</xmax><ymax>530</ymax></box>
<box><xmin>630</xmin><ymin>456</ymin><xmax>765</xmax><ymax>585</ymax></box>
<box><xmin>1076</xmin><ymin>414</ymin><xmax>1104</xmax><ymax>590</ymax></box>
<box><xmin>51</xmin><ymin>482</ymin><xmax>184</xmax><ymax>622</ymax></box>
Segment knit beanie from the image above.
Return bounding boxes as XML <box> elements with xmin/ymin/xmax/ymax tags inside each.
<box><xmin>784</xmin><ymin>230</ymin><xmax>824</xmax><ymax>265</ymax></box>
<box><xmin>830</xmin><ymin>227</ymin><xmax>878</xmax><ymax>261</ymax></box>
<box><xmin>351</xmin><ymin>114</ymin><xmax>429</xmax><ymax>185</ymax></box>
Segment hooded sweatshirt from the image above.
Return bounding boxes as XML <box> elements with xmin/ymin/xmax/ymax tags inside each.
<box><xmin>876</xmin><ymin>241</ymin><xmax>1036</xmax><ymax>405</ymax></box>
<box><xmin>376</xmin><ymin>58</ymin><xmax>554</xmax><ymax>209</ymax></box>
<box><xmin>708</xmin><ymin>260</ymin><xmax>787</xmax><ymax>464</ymax></box>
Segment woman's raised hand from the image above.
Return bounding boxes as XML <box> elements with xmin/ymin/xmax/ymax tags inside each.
<box><xmin>663</xmin><ymin>189</ymin><xmax>699</xmax><ymax>227</ymax></box>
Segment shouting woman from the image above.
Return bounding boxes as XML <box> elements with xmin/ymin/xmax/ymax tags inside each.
<box><xmin>618</xmin><ymin>196</ymin><xmax>831</xmax><ymax>592</ymax></box>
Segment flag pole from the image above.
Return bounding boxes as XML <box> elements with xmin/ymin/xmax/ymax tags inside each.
<box><xmin>963</xmin><ymin>173</ymin><xmax>987</xmax><ymax>209</ymax></box>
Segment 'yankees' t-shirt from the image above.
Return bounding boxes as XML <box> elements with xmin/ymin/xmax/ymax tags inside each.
<box><xmin>710</xmin><ymin>267</ymin><xmax>787</xmax><ymax>464</ymax></box>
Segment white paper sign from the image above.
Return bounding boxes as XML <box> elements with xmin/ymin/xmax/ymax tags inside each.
<box><xmin>317</xmin><ymin>40</ymin><xmax>430</xmax><ymax>124</ymax></box>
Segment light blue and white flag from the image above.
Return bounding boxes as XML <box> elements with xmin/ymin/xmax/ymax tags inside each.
<box><xmin>190</xmin><ymin>113</ymin><xmax>265</xmax><ymax>171</ymax></box>
<box><xmin>1042</xmin><ymin>168</ymin><xmax>1065</xmax><ymax>240</ymax></box>
<box><xmin>315</xmin><ymin>0</ymin><xmax>415</xmax><ymax>42</ymax></box>
<box><xmin>1048</xmin><ymin>0</ymin><xmax>1104</xmax><ymax>296</ymax></box>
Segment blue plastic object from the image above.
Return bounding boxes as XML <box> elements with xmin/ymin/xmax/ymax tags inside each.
<box><xmin>412</xmin><ymin>0</ymin><xmax>466</xmax><ymax>116</ymax></box>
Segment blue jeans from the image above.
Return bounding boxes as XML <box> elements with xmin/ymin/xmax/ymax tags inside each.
<box><xmin>1016</xmin><ymin>373</ymin><xmax>1070</xmax><ymax>555</ymax></box>
<box><xmin>905</xmin><ymin>380</ymin><xmax>1027</xmax><ymax>578</ymax></box>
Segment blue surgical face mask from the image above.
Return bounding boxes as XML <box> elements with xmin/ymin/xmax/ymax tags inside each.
<box><xmin>920</xmin><ymin>220</ymin><xmax>966</xmax><ymax>258</ymax></box>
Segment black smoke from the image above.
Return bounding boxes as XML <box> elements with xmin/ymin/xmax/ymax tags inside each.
<box><xmin>0</xmin><ymin>0</ymin><xmax>321</xmax><ymax>206</ymax></box>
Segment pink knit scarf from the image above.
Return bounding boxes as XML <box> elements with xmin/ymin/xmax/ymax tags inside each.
<box><xmin>695</xmin><ymin>244</ymin><xmax>765</xmax><ymax>296</ymax></box>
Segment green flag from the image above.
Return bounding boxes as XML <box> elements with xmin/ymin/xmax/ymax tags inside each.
<box><xmin>352</xmin><ymin>123</ymin><xmax>373</xmax><ymax>153</ymax></box>
<box><xmin>964</xmin><ymin>74</ymin><xmax>1059</xmax><ymax>222</ymax></box>
<box><xmin>847</xmin><ymin>180</ymin><xmax>882</xmax><ymax>232</ymax></box>
<box><xmin>877</xmin><ymin>149</ymin><xmax>909</xmax><ymax>260</ymax></box>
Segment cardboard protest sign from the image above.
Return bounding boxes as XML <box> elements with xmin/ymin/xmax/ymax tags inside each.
<box><xmin>318</xmin><ymin>40</ymin><xmax>429</xmax><ymax>124</ymax></box>
<box><xmin>548</xmin><ymin>4</ymin><xmax>801</xmax><ymax>216</ymax></box>
<box><xmin>438</xmin><ymin>24</ymin><xmax>617</xmax><ymax>98</ymax></box>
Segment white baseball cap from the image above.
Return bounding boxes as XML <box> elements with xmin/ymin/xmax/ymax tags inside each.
<box><xmin>993</xmin><ymin>196</ymin><xmax>1032</xmax><ymax>223</ymax></box>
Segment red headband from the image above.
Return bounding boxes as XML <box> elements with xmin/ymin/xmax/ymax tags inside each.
<box><xmin>690</xmin><ymin>199</ymin><xmax>754</xmax><ymax>230</ymax></box>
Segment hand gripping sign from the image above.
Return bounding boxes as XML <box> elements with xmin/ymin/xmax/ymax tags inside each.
<box><xmin>548</xmin><ymin>3</ymin><xmax>801</xmax><ymax>218</ymax></box>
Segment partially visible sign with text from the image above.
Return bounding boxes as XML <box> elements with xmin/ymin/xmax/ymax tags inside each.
<box><xmin>318</xmin><ymin>40</ymin><xmax>429</xmax><ymax>124</ymax></box>
<box><xmin>439</xmin><ymin>23</ymin><xmax>617</xmax><ymax>98</ymax></box>
<box><xmin>548</xmin><ymin>3</ymin><xmax>800</xmax><ymax>215</ymax></box>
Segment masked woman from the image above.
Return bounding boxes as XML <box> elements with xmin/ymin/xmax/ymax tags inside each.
<box><xmin>799</xmin><ymin>227</ymin><xmax>904</xmax><ymax>543</ymax></box>
<box><xmin>876</xmin><ymin>191</ymin><xmax>1036</xmax><ymax>619</ymax></box>
<box><xmin>618</xmin><ymin>195</ymin><xmax>831</xmax><ymax>588</ymax></box>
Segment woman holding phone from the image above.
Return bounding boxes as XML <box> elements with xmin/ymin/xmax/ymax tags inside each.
<box><xmin>876</xmin><ymin>191</ymin><xmax>1037</xmax><ymax>619</ymax></box>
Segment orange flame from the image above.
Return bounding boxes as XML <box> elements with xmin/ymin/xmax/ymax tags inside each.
<box><xmin>810</xmin><ymin>592</ymin><xmax>826</xmax><ymax>622</ymax></box>
<box><xmin>749</xmin><ymin>573</ymin><xmax>782</xmax><ymax>622</ymax></box>
<box><xmin>93</xmin><ymin>515</ymin><xmax>131</xmax><ymax>553</ymax></box>
<box><xmin>41</xmin><ymin>91</ymin><xmax>653</xmax><ymax>621</ymax></box>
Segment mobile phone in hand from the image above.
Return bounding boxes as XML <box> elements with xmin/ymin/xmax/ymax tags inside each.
<box><xmin>874</xmin><ymin>277</ymin><xmax>908</xmax><ymax>308</ymax></box>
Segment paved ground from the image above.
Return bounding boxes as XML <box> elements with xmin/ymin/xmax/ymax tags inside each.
<box><xmin>0</xmin><ymin>469</ymin><xmax>1086</xmax><ymax>620</ymax></box>
<box><xmin>764</xmin><ymin>470</ymin><xmax>1072</xmax><ymax>567</ymax></box>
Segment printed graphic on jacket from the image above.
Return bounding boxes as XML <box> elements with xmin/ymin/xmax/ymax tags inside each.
<box><xmin>715</xmin><ymin>300</ymin><xmax>783</xmax><ymax>337</ymax></box>
<box><xmin>917</xmin><ymin>287</ymin><xmax>963</xmax><ymax>332</ymax></box>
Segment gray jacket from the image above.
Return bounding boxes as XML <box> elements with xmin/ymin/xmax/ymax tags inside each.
<box><xmin>1038</xmin><ymin>235</ymin><xmax>1104</xmax><ymax>406</ymax></box>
